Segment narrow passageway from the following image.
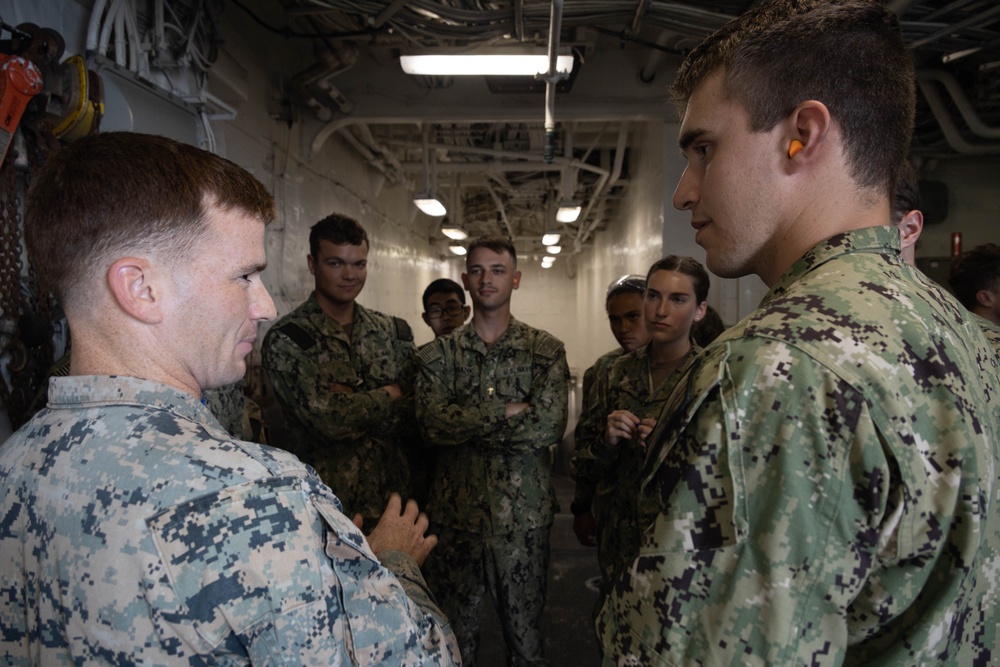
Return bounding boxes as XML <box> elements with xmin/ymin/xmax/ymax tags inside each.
<box><xmin>477</xmin><ymin>473</ymin><xmax>603</xmax><ymax>666</ymax></box>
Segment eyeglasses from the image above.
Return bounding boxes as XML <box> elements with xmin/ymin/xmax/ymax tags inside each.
<box><xmin>426</xmin><ymin>303</ymin><xmax>465</xmax><ymax>319</ymax></box>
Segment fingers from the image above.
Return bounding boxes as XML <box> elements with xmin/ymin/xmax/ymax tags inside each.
<box><xmin>352</xmin><ymin>513</ymin><xmax>364</xmax><ymax>530</ymax></box>
<box><xmin>383</xmin><ymin>492</ymin><xmax>403</xmax><ymax>517</ymax></box>
<box><xmin>605</xmin><ymin>410</ymin><xmax>642</xmax><ymax>445</ymax></box>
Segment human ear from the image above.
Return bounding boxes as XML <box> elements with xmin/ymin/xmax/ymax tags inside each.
<box><xmin>785</xmin><ymin>100</ymin><xmax>832</xmax><ymax>162</ymax></box>
<box><xmin>899</xmin><ymin>210</ymin><xmax>924</xmax><ymax>251</ymax></box>
<box><xmin>107</xmin><ymin>257</ymin><xmax>164</xmax><ymax>324</ymax></box>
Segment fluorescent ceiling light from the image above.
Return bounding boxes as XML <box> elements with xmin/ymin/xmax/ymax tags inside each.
<box><xmin>546</xmin><ymin>245</ymin><xmax>562</xmax><ymax>255</ymax></box>
<box><xmin>541</xmin><ymin>233</ymin><xmax>561</xmax><ymax>246</ymax></box>
<box><xmin>556</xmin><ymin>203</ymin><xmax>581</xmax><ymax>223</ymax></box>
<box><xmin>414</xmin><ymin>194</ymin><xmax>447</xmax><ymax>217</ymax></box>
<box><xmin>441</xmin><ymin>223</ymin><xmax>468</xmax><ymax>240</ymax></box>
<box><xmin>449</xmin><ymin>245</ymin><xmax>468</xmax><ymax>256</ymax></box>
<box><xmin>541</xmin><ymin>256</ymin><xmax>555</xmax><ymax>268</ymax></box>
<box><xmin>401</xmin><ymin>49</ymin><xmax>574</xmax><ymax>77</ymax></box>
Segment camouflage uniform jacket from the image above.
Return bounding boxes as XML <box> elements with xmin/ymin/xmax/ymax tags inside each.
<box><xmin>974</xmin><ymin>312</ymin><xmax>1000</xmax><ymax>359</ymax></box>
<box><xmin>599</xmin><ymin>226</ymin><xmax>1000</xmax><ymax>666</ymax></box>
<box><xmin>574</xmin><ymin>342</ymin><xmax>698</xmax><ymax>588</ymax></box>
<box><xmin>416</xmin><ymin>318</ymin><xmax>570</xmax><ymax>535</ymax></box>
<box><xmin>0</xmin><ymin>375</ymin><xmax>459</xmax><ymax>665</ymax></box>
<box><xmin>262</xmin><ymin>294</ymin><xmax>416</xmax><ymax>520</ymax></box>
<box><xmin>569</xmin><ymin>347</ymin><xmax>623</xmax><ymax>513</ymax></box>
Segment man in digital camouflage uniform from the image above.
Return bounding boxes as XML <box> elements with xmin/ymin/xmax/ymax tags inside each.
<box><xmin>598</xmin><ymin>1</ymin><xmax>1000</xmax><ymax>664</ymax></box>
<box><xmin>262</xmin><ymin>213</ymin><xmax>416</xmax><ymax>529</ymax></box>
<box><xmin>950</xmin><ymin>243</ymin><xmax>1000</xmax><ymax>355</ymax></box>
<box><xmin>416</xmin><ymin>235</ymin><xmax>569</xmax><ymax>666</ymax></box>
<box><xmin>569</xmin><ymin>274</ymin><xmax>648</xmax><ymax>550</ymax></box>
<box><xmin>0</xmin><ymin>131</ymin><xmax>458</xmax><ymax>664</ymax></box>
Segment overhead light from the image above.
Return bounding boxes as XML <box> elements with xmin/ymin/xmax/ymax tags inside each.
<box><xmin>414</xmin><ymin>193</ymin><xmax>447</xmax><ymax>217</ymax></box>
<box><xmin>541</xmin><ymin>232</ymin><xmax>561</xmax><ymax>246</ymax></box>
<box><xmin>441</xmin><ymin>221</ymin><xmax>468</xmax><ymax>240</ymax></box>
<box><xmin>541</xmin><ymin>256</ymin><xmax>555</xmax><ymax>268</ymax></box>
<box><xmin>401</xmin><ymin>47</ymin><xmax>574</xmax><ymax>77</ymax></box>
<box><xmin>449</xmin><ymin>245</ymin><xmax>468</xmax><ymax>256</ymax></box>
<box><xmin>556</xmin><ymin>202</ymin><xmax>581</xmax><ymax>224</ymax></box>
<box><xmin>546</xmin><ymin>245</ymin><xmax>562</xmax><ymax>255</ymax></box>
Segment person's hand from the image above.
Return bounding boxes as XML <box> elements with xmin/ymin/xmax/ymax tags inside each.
<box><xmin>604</xmin><ymin>409</ymin><xmax>642</xmax><ymax>447</ymax></box>
<box><xmin>505</xmin><ymin>402</ymin><xmax>529</xmax><ymax>419</ymax></box>
<box><xmin>365</xmin><ymin>493</ymin><xmax>437</xmax><ymax>566</ymax></box>
<box><xmin>381</xmin><ymin>383</ymin><xmax>404</xmax><ymax>401</ymax></box>
<box><xmin>330</xmin><ymin>382</ymin><xmax>355</xmax><ymax>395</ymax></box>
<box><xmin>573</xmin><ymin>511</ymin><xmax>597</xmax><ymax>547</ymax></box>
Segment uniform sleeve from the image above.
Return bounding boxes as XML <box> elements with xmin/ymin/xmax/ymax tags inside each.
<box><xmin>599</xmin><ymin>340</ymin><xmax>893</xmax><ymax>666</ymax></box>
<box><xmin>262</xmin><ymin>326</ymin><xmax>393</xmax><ymax>445</ymax></box>
<box><xmin>570</xmin><ymin>360</ymin><xmax>624</xmax><ymax>488</ymax></box>
<box><xmin>415</xmin><ymin>334</ymin><xmax>569</xmax><ymax>454</ymax></box>
<box><xmin>569</xmin><ymin>364</ymin><xmax>600</xmax><ymax>507</ymax></box>
<box><xmin>145</xmin><ymin>475</ymin><xmax>460</xmax><ymax>665</ymax></box>
<box><xmin>415</xmin><ymin>340</ymin><xmax>505</xmax><ymax>448</ymax></box>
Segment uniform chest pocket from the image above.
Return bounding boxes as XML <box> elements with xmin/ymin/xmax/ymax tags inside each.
<box><xmin>492</xmin><ymin>363</ymin><xmax>532</xmax><ymax>401</ymax></box>
<box><xmin>311</xmin><ymin>495</ymin><xmax>421</xmax><ymax>665</ymax></box>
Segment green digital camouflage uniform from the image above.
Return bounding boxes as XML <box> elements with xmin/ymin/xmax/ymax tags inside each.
<box><xmin>203</xmin><ymin>380</ymin><xmax>248</xmax><ymax>440</ymax></box>
<box><xmin>599</xmin><ymin>227</ymin><xmax>1000</xmax><ymax>666</ymax></box>
<box><xmin>569</xmin><ymin>348</ymin><xmax>623</xmax><ymax>522</ymax></box>
<box><xmin>573</xmin><ymin>343</ymin><xmax>697</xmax><ymax>608</ymax></box>
<box><xmin>416</xmin><ymin>318</ymin><xmax>569</xmax><ymax>667</ymax></box>
<box><xmin>974</xmin><ymin>312</ymin><xmax>1000</xmax><ymax>359</ymax></box>
<box><xmin>0</xmin><ymin>375</ymin><xmax>459</xmax><ymax>665</ymax></box>
<box><xmin>262</xmin><ymin>293</ymin><xmax>416</xmax><ymax>524</ymax></box>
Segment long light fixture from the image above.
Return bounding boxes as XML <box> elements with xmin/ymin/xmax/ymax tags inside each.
<box><xmin>414</xmin><ymin>194</ymin><xmax>447</xmax><ymax>217</ymax></box>
<box><xmin>556</xmin><ymin>202</ymin><xmax>581</xmax><ymax>223</ymax></box>
<box><xmin>546</xmin><ymin>244</ymin><xmax>562</xmax><ymax>255</ymax></box>
<box><xmin>401</xmin><ymin>47</ymin><xmax>574</xmax><ymax>77</ymax></box>
<box><xmin>541</xmin><ymin>232</ymin><xmax>561</xmax><ymax>246</ymax></box>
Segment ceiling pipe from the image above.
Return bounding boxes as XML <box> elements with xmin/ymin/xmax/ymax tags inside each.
<box><xmin>576</xmin><ymin>122</ymin><xmax>629</xmax><ymax>251</ymax></box>
<box><xmin>917</xmin><ymin>78</ymin><xmax>1000</xmax><ymax>155</ymax></box>
<box><xmin>485</xmin><ymin>180</ymin><xmax>516</xmax><ymax>238</ymax></box>
<box><xmin>907</xmin><ymin>3</ymin><xmax>1000</xmax><ymax>50</ymax></box>
<box><xmin>917</xmin><ymin>69</ymin><xmax>1000</xmax><ymax>139</ymax></box>
<box><xmin>543</xmin><ymin>0</ymin><xmax>566</xmax><ymax>163</ymax></box>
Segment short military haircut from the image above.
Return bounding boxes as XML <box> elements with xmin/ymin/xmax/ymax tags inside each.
<box><xmin>309</xmin><ymin>213</ymin><xmax>369</xmax><ymax>258</ymax></box>
<box><xmin>606</xmin><ymin>274</ymin><xmax>646</xmax><ymax>309</ymax></box>
<box><xmin>466</xmin><ymin>234</ymin><xmax>517</xmax><ymax>267</ymax></box>
<box><xmin>673</xmin><ymin>0</ymin><xmax>915</xmax><ymax>199</ymax></box>
<box><xmin>949</xmin><ymin>244</ymin><xmax>1000</xmax><ymax>311</ymax></box>
<box><xmin>892</xmin><ymin>160</ymin><xmax>921</xmax><ymax>226</ymax></box>
<box><xmin>646</xmin><ymin>255</ymin><xmax>711</xmax><ymax>304</ymax></box>
<box><xmin>423</xmin><ymin>278</ymin><xmax>466</xmax><ymax>310</ymax></box>
<box><xmin>25</xmin><ymin>131</ymin><xmax>275</xmax><ymax>305</ymax></box>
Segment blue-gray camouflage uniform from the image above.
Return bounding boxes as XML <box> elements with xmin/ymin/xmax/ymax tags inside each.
<box><xmin>262</xmin><ymin>293</ymin><xmax>416</xmax><ymax>524</ymax></box>
<box><xmin>0</xmin><ymin>375</ymin><xmax>459</xmax><ymax>665</ymax></box>
<box><xmin>599</xmin><ymin>226</ymin><xmax>1000</xmax><ymax>665</ymax></box>
<box><xmin>573</xmin><ymin>343</ymin><xmax>697</xmax><ymax>610</ymax></box>
<box><xmin>416</xmin><ymin>319</ymin><xmax>569</xmax><ymax>667</ymax></box>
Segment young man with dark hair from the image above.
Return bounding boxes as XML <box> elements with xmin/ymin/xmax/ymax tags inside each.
<box><xmin>950</xmin><ymin>243</ymin><xmax>1000</xmax><ymax>327</ymax></box>
<box><xmin>262</xmin><ymin>213</ymin><xmax>417</xmax><ymax>530</ymax></box>
<box><xmin>1</xmin><ymin>132</ymin><xmax>458</xmax><ymax>663</ymax></box>
<box><xmin>599</xmin><ymin>1</ymin><xmax>1000</xmax><ymax>664</ymax></box>
<box><xmin>416</xmin><ymin>234</ymin><xmax>569</xmax><ymax>666</ymax></box>
<box><xmin>422</xmin><ymin>277</ymin><xmax>470</xmax><ymax>339</ymax></box>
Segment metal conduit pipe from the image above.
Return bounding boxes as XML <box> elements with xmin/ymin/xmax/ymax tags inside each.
<box><xmin>486</xmin><ymin>181</ymin><xmax>516</xmax><ymax>238</ymax></box>
<box><xmin>576</xmin><ymin>122</ymin><xmax>629</xmax><ymax>251</ymax></box>
<box><xmin>917</xmin><ymin>70</ymin><xmax>1000</xmax><ymax>139</ymax></box>
<box><xmin>917</xmin><ymin>79</ymin><xmax>1000</xmax><ymax>155</ymax></box>
<box><xmin>380</xmin><ymin>141</ymin><xmax>612</xmax><ymax>179</ymax></box>
<box><xmin>543</xmin><ymin>0</ymin><xmax>565</xmax><ymax>163</ymax></box>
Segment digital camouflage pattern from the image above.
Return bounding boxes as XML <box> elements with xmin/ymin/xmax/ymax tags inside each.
<box><xmin>974</xmin><ymin>312</ymin><xmax>1000</xmax><ymax>360</ymax></box>
<box><xmin>423</xmin><ymin>525</ymin><xmax>550</xmax><ymax>667</ymax></box>
<box><xmin>599</xmin><ymin>226</ymin><xmax>1000</xmax><ymax>666</ymax></box>
<box><xmin>203</xmin><ymin>379</ymin><xmax>248</xmax><ymax>440</ymax></box>
<box><xmin>0</xmin><ymin>375</ymin><xmax>460</xmax><ymax>665</ymax></box>
<box><xmin>262</xmin><ymin>293</ymin><xmax>416</xmax><ymax>523</ymax></box>
<box><xmin>415</xmin><ymin>318</ymin><xmax>569</xmax><ymax>535</ymax></box>
<box><xmin>573</xmin><ymin>343</ymin><xmax>697</xmax><ymax>604</ymax></box>
<box><xmin>416</xmin><ymin>317</ymin><xmax>569</xmax><ymax>666</ymax></box>
<box><xmin>569</xmin><ymin>347</ymin><xmax>623</xmax><ymax>514</ymax></box>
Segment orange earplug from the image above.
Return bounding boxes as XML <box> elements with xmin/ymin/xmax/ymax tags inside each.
<box><xmin>788</xmin><ymin>140</ymin><xmax>804</xmax><ymax>158</ymax></box>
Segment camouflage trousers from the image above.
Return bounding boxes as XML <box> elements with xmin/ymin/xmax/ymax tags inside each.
<box><xmin>424</xmin><ymin>525</ymin><xmax>551</xmax><ymax>667</ymax></box>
